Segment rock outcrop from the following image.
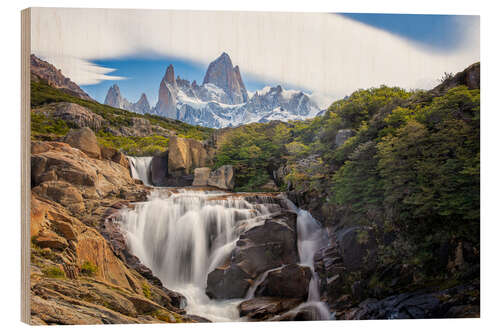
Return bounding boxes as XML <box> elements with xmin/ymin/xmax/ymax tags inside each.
<box><xmin>33</xmin><ymin>102</ymin><xmax>106</xmax><ymax>131</ymax></box>
<box><xmin>431</xmin><ymin>62</ymin><xmax>480</xmax><ymax>95</ymax></box>
<box><xmin>255</xmin><ymin>264</ymin><xmax>312</xmax><ymax>300</ymax></box>
<box><xmin>238</xmin><ymin>297</ymin><xmax>302</xmax><ymax>321</ymax></box>
<box><xmin>192</xmin><ymin>167</ymin><xmax>211</xmax><ymax>186</ymax></box>
<box><xmin>30</xmin><ymin>54</ymin><xmax>93</xmax><ymax>101</ymax></box>
<box><xmin>206</xmin><ymin>210</ymin><xmax>298</xmax><ymax>299</ymax></box>
<box><xmin>167</xmin><ymin>136</ymin><xmax>210</xmax><ymax>176</ymax></box>
<box><xmin>150</xmin><ymin>151</ymin><xmax>169</xmax><ymax>186</ymax></box>
<box><xmin>30</xmin><ymin>140</ymin><xmax>199</xmax><ymax>324</ymax></box>
<box><xmin>63</xmin><ymin>127</ymin><xmax>102</xmax><ymax>159</ymax></box>
<box><xmin>206</xmin><ymin>165</ymin><xmax>235</xmax><ymax>190</ymax></box>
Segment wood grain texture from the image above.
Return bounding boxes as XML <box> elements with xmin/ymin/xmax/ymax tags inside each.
<box><xmin>21</xmin><ymin>7</ymin><xmax>31</xmax><ymax>325</ymax></box>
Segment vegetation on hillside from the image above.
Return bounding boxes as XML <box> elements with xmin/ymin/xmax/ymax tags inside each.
<box><xmin>214</xmin><ymin>83</ymin><xmax>480</xmax><ymax>290</ymax></box>
<box><xmin>31</xmin><ymin>80</ymin><xmax>213</xmax><ymax>155</ymax></box>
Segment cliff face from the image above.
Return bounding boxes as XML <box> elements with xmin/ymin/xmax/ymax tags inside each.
<box><xmin>202</xmin><ymin>52</ymin><xmax>248</xmax><ymax>104</ymax></box>
<box><xmin>30</xmin><ymin>54</ymin><xmax>93</xmax><ymax>101</ymax></box>
<box><xmin>155</xmin><ymin>65</ymin><xmax>178</xmax><ymax>119</ymax></box>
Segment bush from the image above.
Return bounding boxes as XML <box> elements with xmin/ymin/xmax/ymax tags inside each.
<box><xmin>142</xmin><ymin>283</ymin><xmax>152</xmax><ymax>299</ymax></box>
<box><xmin>80</xmin><ymin>261</ymin><xmax>98</xmax><ymax>277</ymax></box>
<box><xmin>42</xmin><ymin>266</ymin><xmax>66</xmax><ymax>279</ymax></box>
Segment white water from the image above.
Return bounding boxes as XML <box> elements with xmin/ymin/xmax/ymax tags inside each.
<box><xmin>119</xmin><ymin>188</ymin><xmax>332</xmax><ymax>321</ymax></box>
<box><xmin>290</xmin><ymin>203</ymin><xmax>333</xmax><ymax>320</ymax></box>
<box><xmin>119</xmin><ymin>189</ymin><xmax>274</xmax><ymax>322</ymax></box>
<box><xmin>128</xmin><ymin>156</ymin><xmax>153</xmax><ymax>186</ymax></box>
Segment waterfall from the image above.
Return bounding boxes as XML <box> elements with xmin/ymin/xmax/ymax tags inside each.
<box><xmin>119</xmin><ymin>188</ymin><xmax>332</xmax><ymax>322</ymax></box>
<box><xmin>119</xmin><ymin>189</ymin><xmax>272</xmax><ymax>322</ymax></box>
<box><xmin>128</xmin><ymin>156</ymin><xmax>153</xmax><ymax>185</ymax></box>
<box><xmin>296</xmin><ymin>210</ymin><xmax>332</xmax><ymax>319</ymax></box>
<box><xmin>287</xmin><ymin>200</ymin><xmax>333</xmax><ymax>320</ymax></box>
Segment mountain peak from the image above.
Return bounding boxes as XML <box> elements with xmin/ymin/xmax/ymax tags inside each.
<box><xmin>104</xmin><ymin>84</ymin><xmax>131</xmax><ymax>110</ymax></box>
<box><xmin>203</xmin><ymin>53</ymin><xmax>248</xmax><ymax>104</ymax></box>
<box><xmin>163</xmin><ymin>64</ymin><xmax>176</xmax><ymax>86</ymax></box>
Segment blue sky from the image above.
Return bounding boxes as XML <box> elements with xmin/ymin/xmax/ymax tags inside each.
<box><xmin>72</xmin><ymin>12</ymin><xmax>478</xmax><ymax>105</ymax></box>
<box><xmin>340</xmin><ymin>13</ymin><xmax>476</xmax><ymax>51</ymax></box>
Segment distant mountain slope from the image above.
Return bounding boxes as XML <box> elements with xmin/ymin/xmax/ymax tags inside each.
<box><xmin>30</xmin><ymin>54</ymin><xmax>93</xmax><ymax>101</ymax></box>
<box><xmin>104</xmin><ymin>53</ymin><xmax>322</xmax><ymax>128</ymax></box>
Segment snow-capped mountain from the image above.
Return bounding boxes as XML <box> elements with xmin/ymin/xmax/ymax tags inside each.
<box><xmin>104</xmin><ymin>53</ymin><xmax>322</xmax><ymax>128</ymax></box>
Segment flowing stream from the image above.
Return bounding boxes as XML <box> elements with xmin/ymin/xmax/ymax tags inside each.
<box><xmin>120</xmin><ymin>163</ymin><xmax>331</xmax><ymax>321</ymax></box>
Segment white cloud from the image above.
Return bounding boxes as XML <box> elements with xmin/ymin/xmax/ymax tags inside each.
<box><xmin>31</xmin><ymin>8</ymin><xmax>479</xmax><ymax>100</ymax></box>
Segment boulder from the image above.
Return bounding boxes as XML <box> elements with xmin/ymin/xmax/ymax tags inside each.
<box><xmin>192</xmin><ymin>167</ymin><xmax>211</xmax><ymax>186</ymax></box>
<box><xmin>64</xmin><ymin>127</ymin><xmax>101</xmax><ymax>159</ymax></box>
<box><xmin>168</xmin><ymin>136</ymin><xmax>209</xmax><ymax>176</ymax></box>
<box><xmin>207</xmin><ymin>165</ymin><xmax>234</xmax><ymax>190</ymax></box>
<box><xmin>206</xmin><ymin>211</ymin><xmax>298</xmax><ymax>299</ymax></box>
<box><xmin>32</xmin><ymin>181</ymin><xmax>85</xmax><ymax>213</ymax></box>
<box><xmin>206</xmin><ymin>264</ymin><xmax>252</xmax><ymax>299</ymax></box>
<box><xmin>255</xmin><ymin>264</ymin><xmax>312</xmax><ymax>300</ymax></box>
<box><xmin>335</xmin><ymin>129</ymin><xmax>354</xmax><ymax>148</ymax></box>
<box><xmin>238</xmin><ymin>297</ymin><xmax>302</xmax><ymax>320</ymax></box>
<box><xmin>151</xmin><ymin>151</ymin><xmax>169</xmax><ymax>186</ymax></box>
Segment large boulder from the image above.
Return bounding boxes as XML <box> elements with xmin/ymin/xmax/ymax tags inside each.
<box><xmin>206</xmin><ymin>211</ymin><xmax>299</xmax><ymax>299</ymax></box>
<box><xmin>192</xmin><ymin>167</ymin><xmax>211</xmax><ymax>186</ymax></box>
<box><xmin>207</xmin><ymin>165</ymin><xmax>234</xmax><ymax>190</ymax></box>
<box><xmin>168</xmin><ymin>136</ymin><xmax>210</xmax><ymax>176</ymax></box>
<box><xmin>63</xmin><ymin>127</ymin><xmax>101</xmax><ymax>159</ymax></box>
<box><xmin>255</xmin><ymin>264</ymin><xmax>312</xmax><ymax>300</ymax></box>
<box><xmin>151</xmin><ymin>151</ymin><xmax>169</xmax><ymax>186</ymax></box>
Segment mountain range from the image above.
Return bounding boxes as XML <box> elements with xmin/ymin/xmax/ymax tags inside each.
<box><xmin>104</xmin><ymin>52</ymin><xmax>322</xmax><ymax>128</ymax></box>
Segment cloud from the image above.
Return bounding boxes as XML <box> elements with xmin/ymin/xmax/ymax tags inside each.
<box><xmin>31</xmin><ymin>8</ymin><xmax>479</xmax><ymax>99</ymax></box>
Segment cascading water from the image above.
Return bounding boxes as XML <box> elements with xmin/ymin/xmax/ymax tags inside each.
<box><xmin>128</xmin><ymin>156</ymin><xmax>153</xmax><ymax>186</ymax></box>
<box><xmin>119</xmin><ymin>164</ymin><xmax>332</xmax><ymax>322</ymax></box>
<box><xmin>295</xmin><ymin>209</ymin><xmax>332</xmax><ymax>320</ymax></box>
<box><xmin>119</xmin><ymin>189</ymin><xmax>274</xmax><ymax>322</ymax></box>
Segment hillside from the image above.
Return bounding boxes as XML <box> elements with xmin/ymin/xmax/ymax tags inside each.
<box><xmin>31</xmin><ymin>80</ymin><xmax>214</xmax><ymax>156</ymax></box>
<box><xmin>212</xmin><ymin>63</ymin><xmax>480</xmax><ymax>317</ymax></box>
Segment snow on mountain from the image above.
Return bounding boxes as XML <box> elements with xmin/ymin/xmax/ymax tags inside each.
<box><xmin>104</xmin><ymin>53</ymin><xmax>325</xmax><ymax>128</ymax></box>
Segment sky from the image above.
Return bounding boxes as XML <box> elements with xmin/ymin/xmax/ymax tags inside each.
<box><xmin>31</xmin><ymin>8</ymin><xmax>479</xmax><ymax>108</ymax></box>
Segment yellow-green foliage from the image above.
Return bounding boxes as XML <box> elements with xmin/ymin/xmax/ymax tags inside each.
<box><xmin>97</xmin><ymin>131</ymin><xmax>169</xmax><ymax>156</ymax></box>
<box><xmin>142</xmin><ymin>283</ymin><xmax>152</xmax><ymax>299</ymax></box>
<box><xmin>42</xmin><ymin>266</ymin><xmax>66</xmax><ymax>279</ymax></box>
<box><xmin>80</xmin><ymin>261</ymin><xmax>98</xmax><ymax>277</ymax></box>
<box><xmin>31</xmin><ymin>111</ymin><xmax>71</xmax><ymax>138</ymax></box>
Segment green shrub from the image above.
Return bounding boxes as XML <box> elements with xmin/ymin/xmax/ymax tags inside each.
<box><xmin>42</xmin><ymin>266</ymin><xmax>66</xmax><ymax>279</ymax></box>
<box><xmin>142</xmin><ymin>283</ymin><xmax>152</xmax><ymax>299</ymax></box>
<box><xmin>80</xmin><ymin>261</ymin><xmax>98</xmax><ymax>277</ymax></box>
